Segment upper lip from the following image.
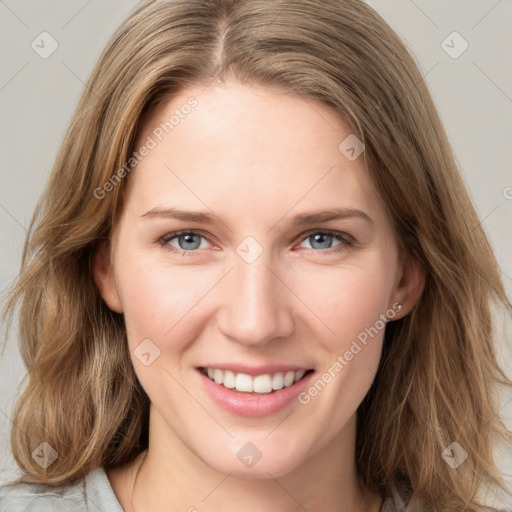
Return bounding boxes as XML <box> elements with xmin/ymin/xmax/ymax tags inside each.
<box><xmin>198</xmin><ymin>364</ymin><xmax>313</xmax><ymax>376</ymax></box>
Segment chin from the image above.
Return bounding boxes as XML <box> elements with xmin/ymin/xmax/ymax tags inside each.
<box><xmin>198</xmin><ymin>438</ymin><xmax>309</xmax><ymax>480</ymax></box>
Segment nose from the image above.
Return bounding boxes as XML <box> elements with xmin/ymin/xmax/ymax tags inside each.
<box><xmin>216</xmin><ymin>251</ymin><xmax>295</xmax><ymax>347</ymax></box>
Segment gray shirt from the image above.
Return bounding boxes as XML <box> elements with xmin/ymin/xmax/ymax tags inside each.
<box><xmin>0</xmin><ymin>467</ymin><xmax>407</xmax><ymax>511</ymax></box>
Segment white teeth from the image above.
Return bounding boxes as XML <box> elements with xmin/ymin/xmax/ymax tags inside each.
<box><xmin>223</xmin><ymin>370</ymin><xmax>236</xmax><ymax>389</ymax></box>
<box><xmin>294</xmin><ymin>369</ymin><xmax>306</xmax><ymax>383</ymax></box>
<box><xmin>253</xmin><ymin>374</ymin><xmax>273</xmax><ymax>393</ymax></box>
<box><xmin>203</xmin><ymin>368</ymin><xmax>310</xmax><ymax>394</ymax></box>
<box><xmin>272</xmin><ymin>372</ymin><xmax>284</xmax><ymax>390</ymax></box>
<box><xmin>213</xmin><ymin>368</ymin><xmax>223</xmax><ymax>385</ymax></box>
<box><xmin>283</xmin><ymin>371</ymin><xmax>295</xmax><ymax>387</ymax></box>
<box><xmin>235</xmin><ymin>373</ymin><xmax>253</xmax><ymax>392</ymax></box>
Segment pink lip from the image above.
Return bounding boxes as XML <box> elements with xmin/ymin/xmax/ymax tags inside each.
<box><xmin>196</xmin><ymin>367</ymin><xmax>315</xmax><ymax>417</ymax></box>
<box><xmin>198</xmin><ymin>363</ymin><xmax>313</xmax><ymax>377</ymax></box>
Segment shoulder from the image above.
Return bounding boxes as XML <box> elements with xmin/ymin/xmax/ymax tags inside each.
<box><xmin>379</xmin><ymin>481</ymin><xmax>512</xmax><ymax>512</ymax></box>
<box><xmin>380</xmin><ymin>480</ymin><xmax>420</xmax><ymax>512</ymax></box>
<box><xmin>380</xmin><ymin>490</ymin><xmax>406</xmax><ymax>512</ymax></box>
<box><xmin>0</xmin><ymin>474</ymin><xmax>86</xmax><ymax>512</ymax></box>
<box><xmin>0</xmin><ymin>467</ymin><xmax>123</xmax><ymax>512</ymax></box>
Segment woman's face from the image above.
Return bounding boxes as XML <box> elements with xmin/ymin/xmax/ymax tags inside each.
<box><xmin>96</xmin><ymin>79</ymin><xmax>420</xmax><ymax>478</ymax></box>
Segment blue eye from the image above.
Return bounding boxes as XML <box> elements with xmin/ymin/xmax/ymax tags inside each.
<box><xmin>298</xmin><ymin>230</ymin><xmax>353</xmax><ymax>253</ymax></box>
<box><xmin>301</xmin><ymin>232</ymin><xmax>342</xmax><ymax>250</ymax></box>
<box><xmin>160</xmin><ymin>231</ymin><xmax>210</xmax><ymax>254</ymax></box>
<box><xmin>160</xmin><ymin>229</ymin><xmax>353</xmax><ymax>256</ymax></box>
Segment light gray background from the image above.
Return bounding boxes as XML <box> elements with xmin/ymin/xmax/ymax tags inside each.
<box><xmin>1</xmin><ymin>0</ymin><xmax>511</xmax><ymax>503</ymax></box>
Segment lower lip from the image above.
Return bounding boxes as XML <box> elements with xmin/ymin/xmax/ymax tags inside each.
<box><xmin>196</xmin><ymin>368</ymin><xmax>315</xmax><ymax>417</ymax></box>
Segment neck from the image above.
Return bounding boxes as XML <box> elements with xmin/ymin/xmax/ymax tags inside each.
<box><xmin>114</xmin><ymin>404</ymin><xmax>382</xmax><ymax>512</ymax></box>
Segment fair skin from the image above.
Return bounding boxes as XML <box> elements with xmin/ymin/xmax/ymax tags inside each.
<box><xmin>95</xmin><ymin>79</ymin><xmax>424</xmax><ymax>512</ymax></box>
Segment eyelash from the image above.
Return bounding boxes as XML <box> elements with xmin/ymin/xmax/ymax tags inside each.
<box><xmin>159</xmin><ymin>229</ymin><xmax>355</xmax><ymax>257</ymax></box>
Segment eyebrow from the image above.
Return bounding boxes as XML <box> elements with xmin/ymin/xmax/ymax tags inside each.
<box><xmin>141</xmin><ymin>207</ymin><xmax>374</xmax><ymax>227</ymax></box>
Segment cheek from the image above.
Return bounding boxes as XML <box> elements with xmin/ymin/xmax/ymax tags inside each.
<box><xmin>114</xmin><ymin>250</ymin><xmax>210</xmax><ymax>353</ymax></box>
<box><xmin>290</xmin><ymin>253</ymin><xmax>395</xmax><ymax>352</ymax></box>
<box><xmin>115</xmin><ymin>258</ymin><xmax>214</xmax><ymax>400</ymax></box>
<box><xmin>117</xmin><ymin>246</ymin><xmax>396</xmax><ymax>352</ymax></box>
<box><xmin>291</xmin><ymin>261</ymin><xmax>393</xmax><ymax>437</ymax></box>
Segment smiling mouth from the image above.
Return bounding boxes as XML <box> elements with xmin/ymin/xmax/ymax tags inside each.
<box><xmin>199</xmin><ymin>367</ymin><xmax>315</xmax><ymax>394</ymax></box>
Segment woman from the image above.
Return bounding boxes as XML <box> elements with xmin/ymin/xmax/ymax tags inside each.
<box><xmin>1</xmin><ymin>1</ymin><xmax>511</xmax><ymax>511</ymax></box>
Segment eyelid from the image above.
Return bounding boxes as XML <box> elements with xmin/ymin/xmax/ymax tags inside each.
<box><xmin>296</xmin><ymin>228</ymin><xmax>355</xmax><ymax>245</ymax></box>
<box><xmin>159</xmin><ymin>228</ymin><xmax>355</xmax><ymax>255</ymax></box>
<box><xmin>160</xmin><ymin>229</ymin><xmax>217</xmax><ymax>251</ymax></box>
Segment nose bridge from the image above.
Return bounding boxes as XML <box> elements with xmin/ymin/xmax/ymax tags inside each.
<box><xmin>217</xmin><ymin>249</ymin><xmax>293</xmax><ymax>345</ymax></box>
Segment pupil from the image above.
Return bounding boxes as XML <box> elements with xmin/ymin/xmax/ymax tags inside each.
<box><xmin>180</xmin><ymin>234</ymin><xmax>200</xmax><ymax>250</ymax></box>
<box><xmin>311</xmin><ymin>233</ymin><xmax>332</xmax><ymax>249</ymax></box>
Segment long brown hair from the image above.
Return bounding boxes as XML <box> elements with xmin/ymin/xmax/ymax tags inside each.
<box><xmin>2</xmin><ymin>1</ymin><xmax>511</xmax><ymax>510</ymax></box>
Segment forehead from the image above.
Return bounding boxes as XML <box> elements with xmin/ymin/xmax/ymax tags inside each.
<box><xmin>124</xmin><ymin>80</ymin><xmax>384</xmax><ymax>227</ymax></box>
